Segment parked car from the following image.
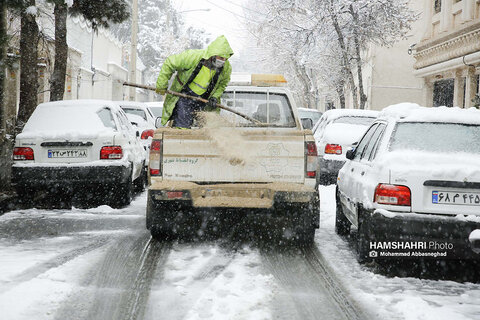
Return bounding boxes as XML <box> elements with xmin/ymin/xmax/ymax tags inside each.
<box><xmin>298</xmin><ymin>107</ymin><xmax>323</xmax><ymax>129</ymax></box>
<box><xmin>336</xmin><ymin>103</ymin><xmax>480</xmax><ymax>263</ymax></box>
<box><xmin>12</xmin><ymin>100</ymin><xmax>146</xmax><ymax>207</ymax></box>
<box><xmin>118</xmin><ymin>101</ymin><xmax>157</xmax><ymax>140</ymax></box>
<box><xmin>144</xmin><ymin>101</ymin><xmax>164</xmax><ymax>123</ymax></box>
<box><xmin>313</xmin><ymin>109</ymin><xmax>378</xmax><ymax>185</ymax></box>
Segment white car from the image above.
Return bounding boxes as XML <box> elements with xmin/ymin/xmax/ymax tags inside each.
<box><xmin>12</xmin><ymin>100</ymin><xmax>146</xmax><ymax>207</ymax></box>
<box><xmin>118</xmin><ymin>101</ymin><xmax>157</xmax><ymax>141</ymax></box>
<box><xmin>145</xmin><ymin>101</ymin><xmax>164</xmax><ymax>121</ymax></box>
<box><xmin>297</xmin><ymin>107</ymin><xmax>322</xmax><ymax>129</ymax></box>
<box><xmin>336</xmin><ymin>103</ymin><xmax>480</xmax><ymax>263</ymax></box>
<box><xmin>313</xmin><ymin>109</ymin><xmax>378</xmax><ymax>185</ymax></box>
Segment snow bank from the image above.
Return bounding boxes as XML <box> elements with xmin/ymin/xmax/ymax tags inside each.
<box><xmin>379</xmin><ymin>103</ymin><xmax>480</xmax><ymax>124</ymax></box>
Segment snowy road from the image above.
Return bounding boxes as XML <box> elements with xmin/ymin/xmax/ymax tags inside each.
<box><xmin>0</xmin><ymin>188</ymin><xmax>479</xmax><ymax>320</ymax></box>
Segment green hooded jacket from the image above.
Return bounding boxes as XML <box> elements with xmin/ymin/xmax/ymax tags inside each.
<box><xmin>156</xmin><ymin>35</ymin><xmax>234</xmax><ymax>125</ymax></box>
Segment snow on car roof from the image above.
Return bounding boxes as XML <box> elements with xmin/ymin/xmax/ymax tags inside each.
<box><xmin>379</xmin><ymin>103</ymin><xmax>480</xmax><ymax>124</ymax></box>
<box><xmin>116</xmin><ymin>101</ymin><xmax>148</xmax><ymax>109</ymax></box>
<box><xmin>322</xmin><ymin>108</ymin><xmax>379</xmax><ymax>119</ymax></box>
<box><xmin>297</xmin><ymin>107</ymin><xmax>322</xmax><ymax>113</ymax></box>
<box><xmin>18</xmin><ymin>100</ymin><xmax>117</xmax><ymax>139</ymax></box>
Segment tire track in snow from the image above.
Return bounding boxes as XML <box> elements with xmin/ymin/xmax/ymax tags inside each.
<box><xmin>0</xmin><ymin>235</ymin><xmax>111</xmax><ymax>295</ymax></box>
<box><xmin>54</xmin><ymin>233</ymin><xmax>171</xmax><ymax>320</ymax></box>
<box><xmin>303</xmin><ymin>245</ymin><xmax>368</xmax><ymax>320</ymax></box>
<box><xmin>144</xmin><ymin>242</ymin><xmax>235</xmax><ymax>320</ymax></box>
<box><xmin>260</xmin><ymin>244</ymin><xmax>367</xmax><ymax>320</ymax></box>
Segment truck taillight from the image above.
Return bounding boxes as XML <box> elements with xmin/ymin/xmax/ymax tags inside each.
<box><xmin>13</xmin><ymin>147</ymin><xmax>34</xmax><ymax>160</ymax></box>
<box><xmin>100</xmin><ymin>146</ymin><xmax>123</xmax><ymax>159</ymax></box>
<box><xmin>150</xmin><ymin>140</ymin><xmax>162</xmax><ymax>176</ymax></box>
<box><xmin>325</xmin><ymin>143</ymin><xmax>342</xmax><ymax>155</ymax></box>
<box><xmin>374</xmin><ymin>184</ymin><xmax>411</xmax><ymax>206</ymax></box>
<box><xmin>305</xmin><ymin>141</ymin><xmax>317</xmax><ymax>178</ymax></box>
<box><xmin>141</xmin><ymin>129</ymin><xmax>154</xmax><ymax>140</ymax></box>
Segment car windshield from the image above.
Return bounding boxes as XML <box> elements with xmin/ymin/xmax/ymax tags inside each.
<box><xmin>149</xmin><ymin>107</ymin><xmax>163</xmax><ymax>118</ymax></box>
<box><xmin>333</xmin><ymin>116</ymin><xmax>376</xmax><ymax>126</ymax></box>
<box><xmin>121</xmin><ymin>107</ymin><xmax>147</xmax><ymax>121</ymax></box>
<box><xmin>298</xmin><ymin>109</ymin><xmax>322</xmax><ymax>124</ymax></box>
<box><xmin>389</xmin><ymin>122</ymin><xmax>480</xmax><ymax>154</ymax></box>
<box><xmin>220</xmin><ymin>91</ymin><xmax>296</xmax><ymax>127</ymax></box>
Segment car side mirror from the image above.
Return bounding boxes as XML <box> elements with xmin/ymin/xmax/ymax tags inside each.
<box><xmin>155</xmin><ymin>117</ymin><xmax>162</xmax><ymax>128</ymax></box>
<box><xmin>301</xmin><ymin>118</ymin><xmax>313</xmax><ymax>130</ymax></box>
<box><xmin>136</xmin><ymin>131</ymin><xmax>140</xmax><ymax>138</ymax></box>
<box><xmin>346</xmin><ymin>149</ymin><xmax>355</xmax><ymax>160</ymax></box>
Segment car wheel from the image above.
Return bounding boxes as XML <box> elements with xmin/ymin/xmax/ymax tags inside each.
<box><xmin>335</xmin><ymin>192</ymin><xmax>351</xmax><ymax>236</ymax></box>
<box><xmin>111</xmin><ymin>180</ymin><xmax>133</xmax><ymax>208</ymax></box>
<box><xmin>356</xmin><ymin>209</ymin><xmax>372</xmax><ymax>264</ymax></box>
<box><xmin>134</xmin><ymin>165</ymin><xmax>147</xmax><ymax>192</ymax></box>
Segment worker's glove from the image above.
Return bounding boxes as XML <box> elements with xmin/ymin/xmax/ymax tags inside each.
<box><xmin>207</xmin><ymin>97</ymin><xmax>218</xmax><ymax>108</ymax></box>
<box><xmin>156</xmin><ymin>87</ymin><xmax>166</xmax><ymax>95</ymax></box>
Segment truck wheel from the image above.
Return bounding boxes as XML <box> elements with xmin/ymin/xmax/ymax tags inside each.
<box><xmin>150</xmin><ymin>226</ymin><xmax>174</xmax><ymax>241</ymax></box>
<box><xmin>296</xmin><ymin>227</ymin><xmax>315</xmax><ymax>246</ymax></box>
<box><xmin>356</xmin><ymin>210</ymin><xmax>372</xmax><ymax>264</ymax></box>
<box><xmin>335</xmin><ymin>195</ymin><xmax>351</xmax><ymax>236</ymax></box>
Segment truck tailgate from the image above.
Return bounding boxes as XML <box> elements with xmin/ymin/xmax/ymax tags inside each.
<box><xmin>160</xmin><ymin>128</ymin><xmax>305</xmax><ymax>184</ymax></box>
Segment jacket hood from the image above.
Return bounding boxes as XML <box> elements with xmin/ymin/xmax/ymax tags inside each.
<box><xmin>204</xmin><ymin>35</ymin><xmax>234</xmax><ymax>59</ymax></box>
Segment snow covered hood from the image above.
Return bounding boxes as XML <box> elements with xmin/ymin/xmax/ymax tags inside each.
<box><xmin>379</xmin><ymin>103</ymin><xmax>480</xmax><ymax>125</ymax></box>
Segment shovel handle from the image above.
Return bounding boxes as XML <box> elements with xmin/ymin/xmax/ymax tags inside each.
<box><xmin>122</xmin><ymin>81</ymin><xmax>262</xmax><ymax>125</ymax></box>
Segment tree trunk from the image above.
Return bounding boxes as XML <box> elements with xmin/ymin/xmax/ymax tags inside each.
<box><xmin>336</xmin><ymin>78</ymin><xmax>346</xmax><ymax>109</ymax></box>
<box><xmin>50</xmin><ymin>2</ymin><xmax>68</xmax><ymax>102</ymax></box>
<box><xmin>0</xmin><ymin>2</ymin><xmax>7</xmax><ymax>137</ymax></box>
<box><xmin>16</xmin><ymin>2</ymin><xmax>39</xmax><ymax>134</ymax></box>
<box><xmin>328</xmin><ymin>1</ymin><xmax>358</xmax><ymax>109</ymax></box>
<box><xmin>350</xmin><ymin>5</ymin><xmax>367</xmax><ymax>110</ymax></box>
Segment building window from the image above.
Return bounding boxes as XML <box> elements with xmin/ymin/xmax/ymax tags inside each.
<box><xmin>434</xmin><ymin>0</ymin><xmax>442</xmax><ymax>14</ymax></box>
<box><xmin>433</xmin><ymin>79</ymin><xmax>454</xmax><ymax>107</ymax></box>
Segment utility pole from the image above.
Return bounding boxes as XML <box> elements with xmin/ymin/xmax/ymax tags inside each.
<box><xmin>129</xmin><ymin>0</ymin><xmax>138</xmax><ymax>101</ymax></box>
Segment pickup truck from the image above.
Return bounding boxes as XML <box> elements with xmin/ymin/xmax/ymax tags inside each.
<box><xmin>146</xmin><ymin>74</ymin><xmax>320</xmax><ymax>245</ymax></box>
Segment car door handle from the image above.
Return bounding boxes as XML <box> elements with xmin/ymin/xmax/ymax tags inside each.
<box><xmin>361</xmin><ymin>171</ymin><xmax>365</xmax><ymax>176</ymax></box>
<box><xmin>351</xmin><ymin>168</ymin><xmax>354</xmax><ymax>172</ymax></box>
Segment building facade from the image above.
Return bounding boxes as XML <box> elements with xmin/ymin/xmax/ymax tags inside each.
<box><xmin>414</xmin><ymin>0</ymin><xmax>480</xmax><ymax>108</ymax></box>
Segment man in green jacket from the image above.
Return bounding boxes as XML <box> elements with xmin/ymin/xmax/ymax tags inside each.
<box><xmin>155</xmin><ymin>35</ymin><xmax>234</xmax><ymax>128</ymax></box>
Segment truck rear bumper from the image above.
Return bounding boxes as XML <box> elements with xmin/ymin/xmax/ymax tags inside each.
<box><xmin>148</xmin><ymin>180</ymin><xmax>317</xmax><ymax>209</ymax></box>
<box><xmin>146</xmin><ymin>181</ymin><xmax>320</xmax><ymax>231</ymax></box>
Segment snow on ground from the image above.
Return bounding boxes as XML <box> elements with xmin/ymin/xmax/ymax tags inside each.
<box><xmin>146</xmin><ymin>244</ymin><xmax>276</xmax><ymax>320</ymax></box>
<box><xmin>0</xmin><ymin>244</ymin><xmax>108</xmax><ymax>320</ymax></box>
<box><xmin>316</xmin><ymin>185</ymin><xmax>480</xmax><ymax>320</ymax></box>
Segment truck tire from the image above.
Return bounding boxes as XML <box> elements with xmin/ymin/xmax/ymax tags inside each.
<box><xmin>150</xmin><ymin>226</ymin><xmax>174</xmax><ymax>241</ymax></box>
<box><xmin>335</xmin><ymin>193</ymin><xmax>351</xmax><ymax>236</ymax></box>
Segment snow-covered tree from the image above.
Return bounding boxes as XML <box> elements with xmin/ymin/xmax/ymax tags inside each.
<box><xmin>111</xmin><ymin>0</ymin><xmax>209</xmax><ymax>83</ymax></box>
<box><xmin>247</xmin><ymin>0</ymin><xmax>417</xmax><ymax>109</ymax></box>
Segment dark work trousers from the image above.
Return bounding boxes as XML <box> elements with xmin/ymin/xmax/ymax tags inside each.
<box><xmin>171</xmin><ymin>87</ymin><xmax>206</xmax><ymax>128</ymax></box>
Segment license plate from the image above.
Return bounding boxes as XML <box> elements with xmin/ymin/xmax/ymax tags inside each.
<box><xmin>48</xmin><ymin>149</ymin><xmax>87</xmax><ymax>158</ymax></box>
<box><xmin>432</xmin><ymin>191</ymin><xmax>480</xmax><ymax>206</ymax></box>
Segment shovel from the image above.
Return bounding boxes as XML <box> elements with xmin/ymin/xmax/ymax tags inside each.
<box><xmin>122</xmin><ymin>82</ymin><xmax>262</xmax><ymax>125</ymax></box>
